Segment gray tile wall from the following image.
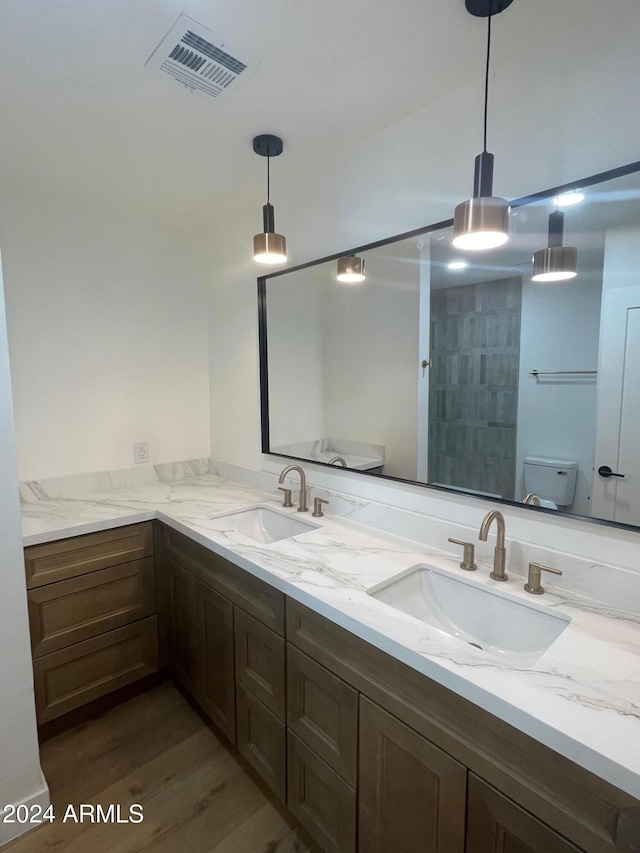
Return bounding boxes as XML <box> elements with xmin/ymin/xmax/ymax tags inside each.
<box><xmin>428</xmin><ymin>277</ymin><xmax>522</xmax><ymax>499</ymax></box>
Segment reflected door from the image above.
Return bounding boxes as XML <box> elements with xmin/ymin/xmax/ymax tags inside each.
<box><xmin>592</xmin><ymin>287</ymin><xmax>640</xmax><ymax>524</ymax></box>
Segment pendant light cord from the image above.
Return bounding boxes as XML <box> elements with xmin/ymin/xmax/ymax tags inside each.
<box><xmin>266</xmin><ymin>156</ymin><xmax>271</xmax><ymax>204</ymax></box>
<box><xmin>483</xmin><ymin>0</ymin><xmax>494</xmax><ymax>153</ymax></box>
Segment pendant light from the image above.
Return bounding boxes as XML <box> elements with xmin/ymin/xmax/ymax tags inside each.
<box><xmin>253</xmin><ymin>134</ymin><xmax>287</xmax><ymax>265</ymax></box>
<box><xmin>453</xmin><ymin>0</ymin><xmax>513</xmax><ymax>251</ymax></box>
<box><xmin>336</xmin><ymin>255</ymin><xmax>365</xmax><ymax>283</ymax></box>
<box><xmin>532</xmin><ymin>209</ymin><xmax>577</xmax><ymax>282</ymax></box>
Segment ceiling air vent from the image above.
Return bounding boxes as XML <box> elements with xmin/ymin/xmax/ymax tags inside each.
<box><xmin>146</xmin><ymin>14</ymin><xmax>256</xmax><ymax>99</ymax></box>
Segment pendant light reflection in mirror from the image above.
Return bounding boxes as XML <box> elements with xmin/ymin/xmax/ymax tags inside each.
<box><xmin>453</xmin><ymin>0</ymin><xmax>513</xmax><ymax>251</ymax></box>
<box><xmin>336</xmin><ymin>255</ymin><xmax>366</xmax><ymax>283</ymax></box>
<box><xmin>253</xmin><ymin>134</ymin><xmax>288</xmax><ymax>265</ymax></box>
<box><xmin>532</xmin><ymin>208</ymin><xmax>578</xmax><ymax>282</ymax></box>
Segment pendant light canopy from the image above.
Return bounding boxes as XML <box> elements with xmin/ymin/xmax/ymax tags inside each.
<box><xmin>453</xmin><ymin>1</ymin><xmax>512</xmax><ymax>251</ymax></box>
<box><xmin>253</xmin><ymin>134</ymin><xmax>288</xmax><ymax>265</ymax></box>
<box><xmin>336</xmin><ymin>255</ymin><xmax>365</xmax><ymax>283</ymax></box>
<box><xmin>532</xmin><ymin>209</ymin><xmax>578</xmax><ymax>282</ymax></box>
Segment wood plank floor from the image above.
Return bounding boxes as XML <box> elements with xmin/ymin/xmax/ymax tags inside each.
<box><xmin>6</xmin><ymin>682</ymin><xmax>318</xmax><ymax>853</ymax></box>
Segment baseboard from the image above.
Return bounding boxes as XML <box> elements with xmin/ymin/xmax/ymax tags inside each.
<box><xmin>0</xmin><ymin>771</ymin><xmax>50</xmax><ymax>847</ymax></box>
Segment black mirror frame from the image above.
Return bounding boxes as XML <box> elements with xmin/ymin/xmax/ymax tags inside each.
<box><xmin>258</xmin><ymin>159</ymin><xmax>640</xmax><ymax>534</ymax></box>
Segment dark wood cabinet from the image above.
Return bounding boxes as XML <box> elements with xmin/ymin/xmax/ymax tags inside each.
<box><xmin>33</xmin><ymin>617</ymin><xmax>158</xmax><ymax>723</ymax></box>
<box><xmin>234</xmin><ymin>607</ymin><xmax>286</xmax><ymax>720</ymax></box>
<box><xmin>287</xmin><ymin>644</ymin><xmax>358</xmax><ymax>787</ymax></box>
<box><xmin>28</xmin><ymin>557</ymin><xmax>156</xmax><ymax>657</ymax></box>
<box><xmin>466</xmin><ymin>774</ymin><xmax>583</xmax><ymax>853</ymax></box>
<box><xmin>236</xmin><ymin>682</ymin><xmax>287</xmax><ymax>800</ymax></box>
<box><xmin>194</xmin><ymin>579</ymin><xmax>236</xmax><ymax>743</ymax></box>
<box><xmin>25</xmin><ymin>522</ymin><xmax>159</xmax><ymax>725</ymax></box>
<box><xmin>25</xmin><ymin>522</ymin><xmax>153</xmax><ymax>588</ymax></box>
<box><xmin>359</xmin><ymin>696</ymin><xmax>467</xmax><ymax>853</ymax></box>
<box><xmin>168</xmin><ymin>557</ymin><xmax>198</xmax><ymax>694</ymax></box>
<box><xmin>287</xmin><ymin>731</ymin><xmax>356</xmax><ymax>853</ymax></box>
<box><xmin>32</xmin><ymin>522</ymin><xmax>637</xmax><ymax>853</ymax></box>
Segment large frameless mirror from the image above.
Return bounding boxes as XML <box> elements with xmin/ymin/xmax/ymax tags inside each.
<box><xmin>258</xmin><ymin>161</ymin><xmax>640</xmax><ymax>529</ymax></box>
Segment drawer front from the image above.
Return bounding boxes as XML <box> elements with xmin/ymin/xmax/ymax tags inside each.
<box><xmin>287</xmin><ymin>731</ymin><xmax>356</xmax><ymax>853</ymax></box>
<box><xmin>235</xmin><ymin>607</ymin><xmax>285</xmax><ymax>720</ymax></box>
<box><xmin>33</xmin><ymin>616</ymin><xmax>159</xmax><ymax>723</ymax></box>
<box><xmin>236</xmin><ymin>683</ymin><xmax>286</xmax><ymax>801</ymax></box>
<box><xmin>25</xmin><ymin>522</ymin><xmax>153</xmax><ymax>588</ymax></box>
<box><xmin>195</xmin><ymin>579</ymin><xmax>236</xmax><ymax>744</ymax></box>
<box><xmin>287</xmin><ymin>644</ymin><xmax>358</xmax><ymax>786</ymax></box>
<box><xmin>28</xmin><ymin>557</ymin><xmax>156</xmax><ymax>658</ymax></box>
<box><xmin>162</xmin><ymin>525</ymin><xmax>284</xmax><ymax>634</ymax></box>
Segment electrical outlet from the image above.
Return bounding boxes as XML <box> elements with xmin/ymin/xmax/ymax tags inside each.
<box><xmin>133</xmin><ymin>441</ymin><xmax>149</xmax><ymax>464</ymax></box>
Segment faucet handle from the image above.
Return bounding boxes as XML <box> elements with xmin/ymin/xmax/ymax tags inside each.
<box><xmin>278</xmin><ymin>486</ymin><xmax>293</xmax><ymax>508</ymax></box>
<box><xmin>312</xmin><ymin>497</ymin><xmax>329</xmax><ymax>518</ymax></box>
<box><xmin>448</xmin><ymin>538</ymin><xmax>478</xmax><ymax>571</ymax></box>
<box><xmin>525</xmin><ymin>562</ymin><xmax>562</xmax><ymax>595</ymax></box>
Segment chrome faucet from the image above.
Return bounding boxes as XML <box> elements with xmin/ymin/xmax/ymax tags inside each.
<box><xmin>329</xmin><ymin>456</ymin><xmax>347</xmax><ymax>467</ymax></box>
<box><xmin>523</xmin><ymin>493</ymin><xmax>541</xmax><ymax>506</ymax></box>
<box><xmin>479</xmin><ymin>510</ymin><xmax>508</xmax><ymax>581</ymax></box>
<box><xmin>278</xmin><ymin>465</ymin><xmax>308</xmax><ymax>512</ymax></box>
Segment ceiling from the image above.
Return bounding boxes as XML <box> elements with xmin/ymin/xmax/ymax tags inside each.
<box><xmin>0</xmin><ymin>0</ymin><xmax>506</xmax><ymax>240</ymax></box>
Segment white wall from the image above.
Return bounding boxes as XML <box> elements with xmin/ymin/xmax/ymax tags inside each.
<box><xmin>0</xmin><ymin>253</ymin><xmax>49</xmax><ymax>846</ymax></box>
<box><xmin>322</xmin><ymin>240</ymin><xmax>420</xmax><ymax>480</ymax></box>
<box><xmin>266</xmin><ymin>265</ymin><xmax>326</xmax><ymax>448</ymax></box>
<box><xmin>602</xmin><ymin>224</ymin><xmax>640</xmax><ymax>291</ymax></box>
<box><xmin>209</xmin><ymin>0</ymin><xmax>640</xmax><ymax>476</ymax></box>
<box><xmin>515</xmin><ymin>255</ymin><xmax>603</xmax><ymax>514</ymax></box>
<box><xmin>1</xmin><ymin>186</ymin><xmax>211</xmax><ymax>481</ymax></box>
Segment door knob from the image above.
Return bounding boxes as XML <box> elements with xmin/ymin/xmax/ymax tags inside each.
<box><xmin>598</xmin><ymin>465</ymin><xmax>625</xmax><ymax>479</ymax></box>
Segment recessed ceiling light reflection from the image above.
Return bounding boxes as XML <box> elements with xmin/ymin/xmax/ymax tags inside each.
<box><xmin>554</xmin><ymin>191</ymin><xmax>585</xmax><ymax>208</ymax></box>
<box><xmin>448</xmin><ymin>261</ymin><xmax>469</xmax><ymax>271</ymax></box>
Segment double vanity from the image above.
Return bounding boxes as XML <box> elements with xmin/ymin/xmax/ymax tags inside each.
<box><xmin>20</xmin><ymin>460</ymin><xmax>640</xmax><ymax>852</ymax></box>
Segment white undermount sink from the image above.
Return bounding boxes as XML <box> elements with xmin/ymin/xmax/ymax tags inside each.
<box><xmin>368</xmin><ymin>564</ymin><xmax>570</xmax><ymax>665</ymax></box>
<box><xmin>207</xmin><ymin>506</ymin><xmax>318</xmax><ymax>544</ymax></box>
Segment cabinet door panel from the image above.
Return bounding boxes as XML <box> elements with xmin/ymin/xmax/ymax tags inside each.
<box><xmin>287</xmin><ymin>644</ymin><xmax>358</xmax><ymax>786</ymax></box>
<box><xmin>168</xmin><ymin>558</ymin><xmax>197</xmax><ymax>693</ymax></box>
<box><xmin>359</xmin><ymin>696</ymin><xmax>466</xmax><ymax>853</ymax></box>
<box><xmin>236</xmin><ymin>683</ymin><xmax>286</xmax><ymax>801</ymax></box>
<box><xmin>466</xmin><ymin>775</ymin><xmax>582</xmax><ymax>853</ymax></box>
<box><xmin>287</xmin><ymin>731</ymin><xmax>356</xmax><ymax>853</ymax></box>
<box><xmin>195</xmin><ymin>579</ymin><xmax>236</xmax><ymax>743</ymax></box>
<box><xmin>235</xmin><ymin>607</ymin><xmax>285</xmax><ymax>720</ymax></box>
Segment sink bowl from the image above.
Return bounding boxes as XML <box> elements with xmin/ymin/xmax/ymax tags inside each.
<box><xmin>368</xmin><ymin>564</ymin><xmax>570</xmax><ymax>665</ymax></box>
<box><xmin>208</xmin><ymin>506</ymin><xmax>318</xmax><ymax>544</ymax></box>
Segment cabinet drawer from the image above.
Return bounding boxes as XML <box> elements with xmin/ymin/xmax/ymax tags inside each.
<box><xmin>33</xmin><ymin>616</ymin><xmax>158</xmax><ymax>723</ymax></box>
<box><xmin>25</xmin><ymin>523</ymin><xmax>153</xmax><ymax>589</ymax></box>
<box><xmin>162</xmin><ymin>525</ymin><xmax>284</xmax><ymax>634</ymax></box>
<box><xmin>235</xmin><ymin>608</ymin><xmax>285</xmax><ymax>720</ymax></box>
<box><xmin>467</xmin><ymin>774</ymin><xmax>582</xmax><ymax>853</ymax></box>
<box><xmin>287</xmin><ymin>731</ymin><xmax>356</xmax><ymax>853</ymax></box>
<box><xmin>287</xmin><ymin>644</ymin><xmax>358</xmax><ymax>786</ymax></box>
<box><xmin>28</xmin><ymin>557</ymin><xmax>156</xmax><ymax>658</ymax></box>
<box><xmin>236</xmin><ymin>683</ymin><xmax>286</xmax><ymax>801</ymax></box>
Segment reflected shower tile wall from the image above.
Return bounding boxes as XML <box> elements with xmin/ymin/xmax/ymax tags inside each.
<box><xmin>428</xmin><ymin>277</ymin><xmax>522</xmax><ymax>499</ymax></box>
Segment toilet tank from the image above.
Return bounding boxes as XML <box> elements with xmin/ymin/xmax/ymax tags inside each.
<box><xmin>523</xmin><ymin>457</ymin><xmax>578</xmax><ymax>506</ymax></box>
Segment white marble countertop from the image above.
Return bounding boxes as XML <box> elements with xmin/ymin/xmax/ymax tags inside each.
<box><xmin>20</xmin><ymin>463</ymin><xmax>640</xmax><ymax>800</ymax></box>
